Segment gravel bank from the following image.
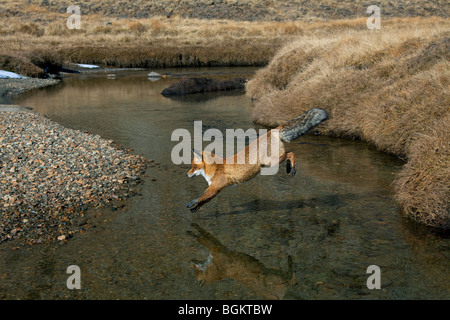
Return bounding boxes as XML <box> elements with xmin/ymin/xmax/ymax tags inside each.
<box><xmin>0</xmin><ymin>111</ymin><xmax>147</xmax><ymax>245</ymax></box>
<box><xmin>0</xmin><ymin>78</ymin><xmax>60</xmax><ymax>103</ymax></box>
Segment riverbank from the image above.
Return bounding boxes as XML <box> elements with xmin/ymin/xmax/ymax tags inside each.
<box><xmin>0</xmin><ymin>109</ymin><xmax>147</xmax><ymax>245</ymax></box>
<box><xmin>2</xmin><ymin>1</ymin><xmax>448</xmax><ymax>78</ymax></box>
<box><xmin>246</xmin><ymin>19</ymin><xmax>449</xmax><ymax>229</ymax></box>
<box><xmin>0</xmin><ymin>78</ymin><xmax>60</xmax><ymax>103</ymax></box>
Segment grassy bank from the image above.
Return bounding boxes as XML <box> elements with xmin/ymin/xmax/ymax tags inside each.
<box><xmin>0</xmin><ymin>1</ymin><xmax>448</xmax><ymax>77</ymax></box>
<box><xmin>0</xmin><ymin>5</ymin><xmax>310</xmax><ymax>76</ymax></box>
<box><xmin>246</xmin><ymin>17</ymin><xmax>449</xmax><ymax>229</ymax></box>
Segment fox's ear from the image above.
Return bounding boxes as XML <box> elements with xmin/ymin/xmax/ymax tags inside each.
<box><xmin>190</xmin><ymin>260</ymin><xmax>203</xmax><ymax>271</ymax></box>
<box><xmin>192</xmin><ymin>148</ymin><xmax>203</xmax><ymax>162</ymax></box>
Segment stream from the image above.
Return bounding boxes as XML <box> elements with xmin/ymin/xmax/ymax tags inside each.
<box><xmin>1</xmin><ymin>67</ymin><xmax>448</xmax><ymax>299</ymax></box>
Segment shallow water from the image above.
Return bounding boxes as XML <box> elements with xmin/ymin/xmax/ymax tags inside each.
<box><xmin>2</xmin><ymin>68</ymin><xmax>449</xmax><ymax>299</ymax></box>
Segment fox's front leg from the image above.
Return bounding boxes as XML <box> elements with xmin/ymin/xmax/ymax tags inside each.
<box><xmin>186</xmin><ymin>185</ymin><xmax>222</xmax><ymax>212</ymax></box>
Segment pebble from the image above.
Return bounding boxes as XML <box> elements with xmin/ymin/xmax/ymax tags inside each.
<box><xmin>0</xmin><ymin>111</ymin><xmax>147</xmax><ymax>245</ymax></box>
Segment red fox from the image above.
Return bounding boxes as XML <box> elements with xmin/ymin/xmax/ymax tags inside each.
<box><xmin>186</xmin><ymin>108</ymin><xmax>328</xmax><ymax>212</ymax></box>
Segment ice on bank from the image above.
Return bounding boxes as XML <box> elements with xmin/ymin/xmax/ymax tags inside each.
<box><xmin>0</xmin><ymin>70</ymin><xmax>27</xmax><ymax>79</ymax></box>
<box><xmin>76</xmin><ymin>64</ymin><xmax>100</xmax><ymax>69</ymax></box>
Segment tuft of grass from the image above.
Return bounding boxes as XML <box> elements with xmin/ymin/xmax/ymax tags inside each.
<box><xmin>128</xmin><ymin>21</ymin><xmax>147</xmax><ymax>33</ymax></box>
<box><xmin>149</xmin><ymin>18</ymin><xmax>165</xmax><ymax>34</ymax></box>
<box><xmin>394</xmin><ymin>117</ymin><xmax>449</xmax><ymax>228</ymax></box>
<box><xmin>27</xmin><ymin>49</ymin><xmax>63</xmax><ymax>75</ymax></box>
<box><xmin>17</xmin><ymin>22</ymin><xmax>44</xmax><ymax>37</ymax></box>
<box><xmin>0</xmin><ymin>54</ymin><xmax>44</xmax><ymax>78</ymax></box>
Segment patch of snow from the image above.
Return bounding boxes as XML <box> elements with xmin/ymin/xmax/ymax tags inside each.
<box><xmin>77</xmin><ymin>64</ymin><xmax>100</xmax><ymax>69</ymax></box>
<box><xmin>0</xmin><ymin>70</ymin><xmax>26</xmax><ymax>79</ymax></box>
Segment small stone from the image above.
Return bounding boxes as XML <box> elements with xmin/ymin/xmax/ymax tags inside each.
<box><xmin>147</xmin><ymin>72</ymin><xmax>161</xmax><ymax>78</ymax></box>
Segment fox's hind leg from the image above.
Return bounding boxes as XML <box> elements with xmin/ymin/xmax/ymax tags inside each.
<box><xmin>286</xmin><ymin>152</ymin><xmax>296</xmax><ymax>176</ymax></box>
<box><xmin>278</xmin><ymin>151</ymin><xmax>296</xmax><ymax>176</ymax></box>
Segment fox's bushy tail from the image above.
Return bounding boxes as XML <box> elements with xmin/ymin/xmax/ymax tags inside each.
<box><xmin>279</xmin><ymin>108</ymin><xmax>328</xmax><ymax>142</ymax></box>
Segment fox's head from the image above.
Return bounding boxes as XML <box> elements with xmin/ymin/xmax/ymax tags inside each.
<box><xmin>187</xmin><ymin>149</ymin><xmax>206</xmax><ymax>177</ymax></box>
<box><xmin>187</xmin><ymin>149</ymin><xmax>219</xmax><ymax>180</ymax></box>
<box><xmin>190</xmin><ymin>254</ymin><xmax>222</xmax><ymax>287</ymax></box>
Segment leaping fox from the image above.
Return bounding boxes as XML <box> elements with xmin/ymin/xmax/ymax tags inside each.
<box><xmin>186</xmin><ymin>108</ymin><xmax>328</xmax><ymax>212</ymax></box>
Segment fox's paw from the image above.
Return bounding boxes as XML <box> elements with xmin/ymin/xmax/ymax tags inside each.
<box><xmin>186</xmin><ymin>198</ymin><xmax>198</xmax><ymax>209</ymax></box>
<box><xmin>291</xmin><ymin>167</ymin><xmax>296</xmax><ymax>176</ymax></box>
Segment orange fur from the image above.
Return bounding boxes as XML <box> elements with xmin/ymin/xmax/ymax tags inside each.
<box><xmin>186</xmin><ymin>108</ymin><xmax>327</xmax><ymax>211</ymax></box>
<box><xmin>186</xmin><ymin>129</ymin><xmax>291</xmax><ymax>212</ymax></box>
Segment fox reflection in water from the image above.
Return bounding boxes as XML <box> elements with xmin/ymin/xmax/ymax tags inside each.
<box><xmin>188</xmin><ymin>223</ymin><xmax>297</xmax><ymax>300</ymax></box>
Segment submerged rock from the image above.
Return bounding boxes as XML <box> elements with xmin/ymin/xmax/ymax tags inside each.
<box><xmin>161</xmin><ymin>77</ymin><xmax>246</xmax><ymax>97</ymax></box>
<box><xmin>147</xmin><ymin>71</ymin><xmax>161</xmax><ymax>78</ymax></box>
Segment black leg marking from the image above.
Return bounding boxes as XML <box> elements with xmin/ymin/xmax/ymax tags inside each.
<box><xmin>286</xmin><ymin>159</ymin><xmax>292</xmax><ymax>174</ymax></box>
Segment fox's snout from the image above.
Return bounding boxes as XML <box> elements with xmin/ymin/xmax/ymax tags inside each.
<box><xmin>187</xmin><ymin>168</ymin><xmax>199</xmax><ymax>178</ymax></box>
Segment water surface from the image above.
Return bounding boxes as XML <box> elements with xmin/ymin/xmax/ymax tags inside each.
<box><xmin>1</xmin><ymin>68</ymin><xmax>449</xmax><ymax>299</ymax></box>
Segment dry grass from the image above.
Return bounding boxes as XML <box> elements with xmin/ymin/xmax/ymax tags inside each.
<box><xmin>0</xmin><ymin>7</ymin><xmax>307</xmax><ymax>75</ymax></box>
<box><xmin>246</xmin><ymin>17</ymin><xmax>450</xmax><ymax>228</ymax></box>
<box><xmin>1</xmin><ymin>6</ymin><xmax>439</xmax><ymax>76</ymax></box>
<box><xmin>394</xmin><ymin>117</ymin><xmax>449</xmax><ymax>228</ymax></box>
<box><xmin>1</xmin><ymin>1</ymin><xmax>446</xmax><ymax>76</ymax></box>
<box><xmin>4</xmin><ymin>0</ymin><xmax>447</xmax><ymax>21</ymax></box>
